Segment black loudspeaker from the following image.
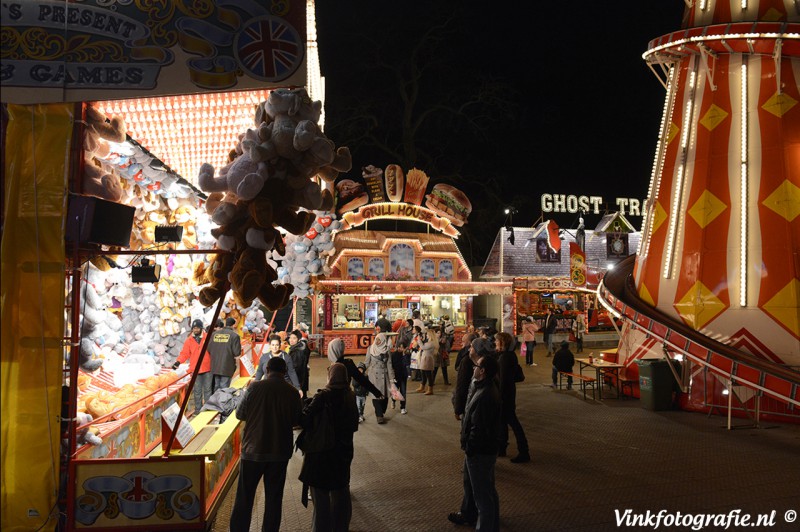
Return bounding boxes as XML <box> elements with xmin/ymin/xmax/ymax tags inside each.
<box><xmin>155</xmin><ymin>225</ymin><xmax>183</xmax><ymax>242</ymax></box>
<box><xmin>131</xmin><ymin>261</ymin><xmax>161</xmax><ymax>283</ymax></box>
<box><xmin>66</xmin><ymin>195</ymin><xmax>135</xmax><ymax>247</ymax></box>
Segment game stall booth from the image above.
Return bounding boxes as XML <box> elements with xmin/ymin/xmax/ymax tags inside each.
<box><xmin>309</xmin><ymin>165</ymin><xmax>513</xmax><ymax>354</ymax></box>
<box><xmin>0</xmin><ymin>2</ymin><xmax>335</xmax><ymax>530</ymax></box>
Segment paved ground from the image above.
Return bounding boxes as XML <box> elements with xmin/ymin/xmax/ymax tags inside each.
<box><xmin>212</xmin><ymin>345</ymin><xmax>800</xmax><ymax>531</ymax></box>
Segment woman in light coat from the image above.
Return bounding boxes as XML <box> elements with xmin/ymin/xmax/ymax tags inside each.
<box><xmin>415</xmin><ymin>329</ymin><xmax>438</xmax><ymax>395</ymax></box>
<box><xmin>364</xmin><ymin>332</ymin><xmax>395</xmax><ymax>424</ymax></box>
<box><xmin>521</xmin><ymin>316</ymin><xmax>539</xmax><ymax>366</ymax></box>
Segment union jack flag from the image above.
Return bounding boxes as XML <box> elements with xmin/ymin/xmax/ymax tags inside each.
<box><xmin>236</xmin><ymin>16</ymin><xmax>303</xmax><ymax>82</ymax></box>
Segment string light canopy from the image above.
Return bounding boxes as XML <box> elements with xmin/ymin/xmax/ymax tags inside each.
<box><xmin>93</xmin><ymin>89</ymin><xmax>273</xmax><ymax>186</ymax></box>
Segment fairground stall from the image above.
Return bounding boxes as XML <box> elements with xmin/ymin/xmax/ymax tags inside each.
<box><xmin>311</xmin><ymin>166</ymin><xmax>511</xmax><ymax>354</ymax></box>
<box><xmin>1</xmin><ymin>1</ymin><xmax>326</xmax><ymax>530</ymax></box>
<box><xmin>480</xmin><ymin>211</ymin><xmax>640</xmax><ymax>346</ymax></box>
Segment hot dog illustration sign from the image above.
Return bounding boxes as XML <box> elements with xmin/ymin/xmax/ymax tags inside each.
<box><xmin>336</xmin><ymin>165</ymin><xmax>472</xmax><ymax>238</ymax></box>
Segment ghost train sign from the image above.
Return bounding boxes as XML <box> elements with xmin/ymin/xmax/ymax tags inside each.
<box><xmin>541</xmin><ymin>194</ymin><xmax>646</xmax><ymax>216</ymax></box>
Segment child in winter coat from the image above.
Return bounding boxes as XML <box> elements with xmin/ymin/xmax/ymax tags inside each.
<box><xmin>353</xmin><ymin>362</ymin><xmax>369</xmax><ymax>422</ymax></box>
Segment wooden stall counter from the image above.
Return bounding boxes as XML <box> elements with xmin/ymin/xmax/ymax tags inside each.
<box><xmin>69</xmin><ymin>380</ymin><xmax>247</xmax><ymax>530</ymax></box>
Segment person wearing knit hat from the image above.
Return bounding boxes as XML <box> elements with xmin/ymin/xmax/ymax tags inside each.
<box><xmin>364</xmin><ymin>333</ymin><xmax>395</xmax><ymax>423</ymax></box>
<box><xmin>298</xmin><ymin>362</ymin><xmax>359</xmax><ymax>531</ymax></box>
<box><xmin>326</xmin><ymin>338</ymin><xmax>382</xmax><ymax>400</ymax></box>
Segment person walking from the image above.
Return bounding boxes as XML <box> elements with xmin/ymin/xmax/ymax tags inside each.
<box><xmin>326</xmin><ymin>338</ymin><xmax>382</xmax><ymax>399</ymax></box>
<box><xmin>208</xmin><ymin>317</ymin><xmax>242</xmax><ymax>392</ymax></box>
<box><xmin>174</xmin><ymin>319</ymin><xmax>212</xmax><ymax>410</ymax></box>
<box><xmin>353</xmin><ymin>363</ymin><xmax>369</xmax><ymax>422</ymax></box>
<box><xmin>298</xmin><ymin>363</ymin><xmax>359</xmax><ymax>532</ymax></box>
<box><xmin>521</xmin><ymin>316</ymin><xmax>539</xmax><ymax>366</ymax></box>
<box><xmin>572</xmin><ymin>314</ymin><xmax>586</xmax><ymax>353</ymax></box>
<box><xmin>543</xmin><ymin>307</ymin><xmax>558</xmax><ymax>356</ymax></box>
<box><xmin>254</xmin><ymin>334</ymin><xmax>301</xmax><ymax>389</ymax></box>
<box><xmin>396</xmin><ymin>318</ymin><xmax>415</xmax><ymax>379</ymax></box>
<box><xmin>230</xmin><ymin>356</ymin><xmax>303</xmax><ymax>532</ymax></box>
<box><xmin>287</xmin><ymin>329</ymin><xmax>311</xmax><ymax>398</ymax></box>
<box><xmin>391</xmin><ymin>340</ymin><xmax>409</xmax><ymax>414</ymax></box>
<box><xmin>364</xmin><ymin>332</ymin><xmax>395</xmax><ymax>424</ymax></box>
<box><xmin>495</xmin><ymin>332</ymin><xmax>530</xmax><ymax>464</ymax></box>
<box><xmin>415</xmin><ymin>328</ymin><xmax>437</xmax><ymax>395</ymax></box>
<box><xmin>448</xmin><ymin>355</ymin><xmax>502</xmax><ymax>531</ymax></box>
<box><xmin>552</xmin><ymin>340</ymin><xmax>575</xmax><ymax>389</ymax></box>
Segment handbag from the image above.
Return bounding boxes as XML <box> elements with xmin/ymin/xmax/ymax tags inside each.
<box><xmin>390</xmin><ymin>382</ymin><xmax>404</xmax><ymax>402</ymax></box>
<box><xmin>296</xmin><ymin>397</ymin><xmax>335</xmax><ymax>454</ymax></box>
<box><xmin>520</xmin><ymin>342</ymin><xmax>527</xmax><ymax>357</ymax></box>
<box><xmin>513</xmin><ymin>359</ymin><xmax>525</xmax><ymax>383</ymax></box>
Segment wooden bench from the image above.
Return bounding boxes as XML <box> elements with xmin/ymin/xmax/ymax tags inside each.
<box><xmin>558</xmin><ymin>371</ymin><xmax>597</xmax><ymax>401</ymax></box>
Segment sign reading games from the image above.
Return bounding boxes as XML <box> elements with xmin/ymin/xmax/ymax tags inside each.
<box><xmin>0</xmin><ymin>0</ymin><xmax>307</xmax><ymax>104</ymax></box>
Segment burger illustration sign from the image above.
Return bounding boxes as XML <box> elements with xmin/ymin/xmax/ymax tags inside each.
<box><xmin>336</xmin><ymin>164</ymin><xmax>472</xmax><ymax>237</ymax></box>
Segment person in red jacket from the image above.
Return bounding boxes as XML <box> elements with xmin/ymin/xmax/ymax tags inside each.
<box><xmin>175</xmin><ymin>319</ymin><xmax>212</xmax><ymax>409</ymax></box>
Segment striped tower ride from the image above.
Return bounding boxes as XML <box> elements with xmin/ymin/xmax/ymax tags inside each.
<box><xmin>606</xmin><ymin>1</ymin><xmax>800</xmax><ymax>419</ymax></box>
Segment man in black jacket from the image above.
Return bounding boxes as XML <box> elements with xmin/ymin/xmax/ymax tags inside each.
<box><xmin>208</xmin><ymin>317</ymin><xmax>242</xmax><ymax>393</ymax></box>
<box><xmin>448</xmin><ymin>355</ymin><xmax>502</xmax><ymax>531</ymax></box>
<box><xmin>375</xmin><ymin>313</ymin><xmax>392</xmax><ymax>333</ymax></box>
<box><xmin>230</xmin><ymin>356</ymin><xmax>303</xmax><ymax>532</ymax></box>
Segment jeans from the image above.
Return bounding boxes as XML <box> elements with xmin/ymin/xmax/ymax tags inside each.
<box><xmin>230</xmin><ymin>459</ymin><xmax>289</xmax><ymax>532</ymax></box>
<box><xmin>524</xmin><ymin>341</ymin><xmax>535</xmax><ymax>365</ymax></box>
<box><xmin>552</xmin><ymin>367</ymin><xmax>572</xmax><ymax>388</ymax></box>
<box><xmin>193</xmin><ymin>372</ymin><xmax>212</xmax><ymax>410</ymax></box>
<box><xmin>213</xmin><ymin>374</ymin><xmax>232</xmax><ymax>393</ymax></box>
<box><xmin>545</xmin><ymin>335</ymin><xmax>554</xmax><ymax>354</ymax></box>
<box><xmin>356</xmin><ymin>395</ymin><xmax>366</xmax><ymax>417</ymax></box>
<box><xmin>421</xmin><ymin>370</ymin><xmax>434</xmax><ymax>387</ymax></box>
<box><xmin>501</xmin><ymin>408</ymin><xmax>529</xmax><ymax>454</ymax></box>
<box><xmin>460</xmin><ymin>453</ymin><xmax>500</xmax><ymax>532</ymax></box>
<box><xmin>310</xmin><ymin>486</ymin><xmax>352</xmax><ymax>532</ymax></box>
<box><xmin>433</xmin><ymin>366</ymin><xmax>450</xmax><ymax>384</ymax></box>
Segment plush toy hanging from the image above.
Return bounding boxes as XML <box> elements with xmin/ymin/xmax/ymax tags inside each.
<box><xmin>195</xmin><ymin>88</ymin><xmax>350</xmax><ymax>309</ymax></box>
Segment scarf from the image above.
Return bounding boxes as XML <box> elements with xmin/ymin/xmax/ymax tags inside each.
<box><xmin>327</xmin><ymin>338</ymin><xmax>345</xmax><ymax>364</ymax></box>
<box><xmin>369</xmin><ymin>333</ymin><xmax>390</xmax><ymax>361</ymax></box>
<box><xmin>326</xmin><ymin>363</ymin><xmax>349</xmax><ymax>390</ymax></box>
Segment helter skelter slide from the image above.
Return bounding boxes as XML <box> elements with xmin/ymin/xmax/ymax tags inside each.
<box><xmin>597</xmin><ymin>0</ymin><xmax>800</xmax><ymax>425</ymax></box>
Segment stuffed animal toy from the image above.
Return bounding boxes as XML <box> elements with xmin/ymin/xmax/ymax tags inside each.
<box><xmin>195</xmin><ymin>89</ymin><xmax>350</xmax><ymax>310</ymax></box>
<box><xmin>76</xmin><ymin>412</ymin><xmax>103</xmax><ymax>447</ymax></box>
<box><xmin>82</xmin><ymin>107</ymin><xmax>126</xmax><ymax>202</ymax></box>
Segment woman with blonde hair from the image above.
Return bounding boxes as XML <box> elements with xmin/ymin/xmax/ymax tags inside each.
<box><xmin>415</xmin><ymin>328</ymin><xmax>438</xmax><ymax>395</ymax></box>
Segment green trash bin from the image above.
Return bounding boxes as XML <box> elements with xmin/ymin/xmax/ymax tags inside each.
<box><xmin>636</xmin><ymin>359</ymin><xmax>678</xmax><ymax>411</ymax></box>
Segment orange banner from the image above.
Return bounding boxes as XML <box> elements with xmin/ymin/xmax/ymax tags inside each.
<box><xmin>570</xmin><ymin>242</ymin><xmax>587</xmax><ymax>287</ymax></box>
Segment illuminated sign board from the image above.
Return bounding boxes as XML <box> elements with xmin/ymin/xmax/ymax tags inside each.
<box><xmin>541</xmin><ymin>194</ymin><xmax>646</xmax><ymax>216</ymax></box>
<box><xmin>340</xmin><ymin>202</ymin><xmax>460</xmax><ymax>237</ymax></box>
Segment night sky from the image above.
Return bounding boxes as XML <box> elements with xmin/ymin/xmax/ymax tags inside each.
<box><xmin>315</xmin><ymin>1</ymin><xmax>686</xmax><ymax>261</ymax></box>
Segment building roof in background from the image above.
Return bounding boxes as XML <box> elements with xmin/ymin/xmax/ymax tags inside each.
<box><xmin>480</xmin><ymin>214</ymin><xmax>641</xmax><ymax>281</ymax></box>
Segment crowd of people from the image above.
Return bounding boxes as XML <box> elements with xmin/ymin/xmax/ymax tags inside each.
<box><xmin>176</xmin><ymin>308</ymin><xmax>579</xmax><ymax>531</ymax></box>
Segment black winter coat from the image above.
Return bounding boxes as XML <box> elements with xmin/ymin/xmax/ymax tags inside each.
<box><xmin>298</xmin><ymin>387</ymin><xmax>359</xmax><ymax>490</ymax></box>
